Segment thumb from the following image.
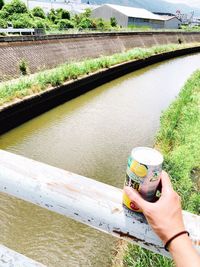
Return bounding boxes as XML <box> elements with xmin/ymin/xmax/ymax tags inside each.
<box><xmin>124</xmin><ymin>186</ymin><xmax>149</xmax><ymax>211</ymax></box>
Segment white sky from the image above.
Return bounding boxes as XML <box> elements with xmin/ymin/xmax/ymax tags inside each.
<box><xmin>166</xmin><ymin>0</ymin><xmax>200</xmax><ymax>8</ymax></box>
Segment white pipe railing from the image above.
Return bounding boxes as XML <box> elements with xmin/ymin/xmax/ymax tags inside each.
<box><xmin>0</xmin><ymin>28</ymin><xmax>34</xmax><ymax>35</ymax></box>
<box><xmin>0</xmin><ymin>149</ymin><xmax>199</xmax><ymax>263</ymax></box>
<box><xmin>0</xmin><ymin>244</ymin><xmax>46</xmax><ymax>267</ymax></box>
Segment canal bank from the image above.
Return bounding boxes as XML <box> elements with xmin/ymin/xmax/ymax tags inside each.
<box><xmin>123</xmin><ymin>69</ymin><xmax>200</xmax><ymax>267</ymax></box>
<box><xmin>0</xmin><ymin>53</ymin><xmax>200</xmax><ymax>267</ymax></box>
<box><xmin>1</xmin><ymin>44</ymin><xmax>200</xmax><ymax>135</ymax></box>
<box><xmin>1</xmin><ymin>31</ymin><xmax>200</xmax><ymax>80</ymax></box>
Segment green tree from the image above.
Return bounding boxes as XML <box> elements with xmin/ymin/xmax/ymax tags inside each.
<box><xmin>95</xmin><ymin>18</ymin><xmax>111</xmax><ymax>30</ymax></box>
<box><xmin>12</xmin><ymin>13</ymin><xmax>35</xmax><ymax>28</ymax></box>
<box><xmin>61</xmin><ymin>10</ymin><xmax>70</xmax><ymax>20</ymax></box>
<box><xmin>78</xmin><ymin>17</ymin><xmax>94</xmax><ymax>29</ymax></box>
<box><xmin>110</xmin><ymin>17</ymin><xmax>117</xmax><ymax>27</ymax></box>
<box><xmin>0</xmin><ymin>0</ymin><xmax>4</xmax><ymax>10</ymax></box>
<box><xmin>55</xmin><ymin>8</ymin><xmax>63</xmax><ymax>19</ymax></box>
<box><xmin>58</xmin><ymin>19</ymin><xmax>74</xmax><ymax>30</ymax></box>
<box><xmin>32</xmin><ymin>6</ymin><xmax>46</xmax><ymax>19</ymax></box>
<box><xmin>2</xmin><ymin>0</ymin><xmax>28</xmax><ymax>15</ymax></box>
<box><xmin>0</xmin><ymin>9</ymin><xmax>8</xmax><ymax>19</ymax></box>
<box><xmin>34</xmin><ymin>17</ymin><xmax>46</xmax><ymax>29</ymax></box>
<box><xmin>83</xmin><ymin>8</ymin><xmax>91</xmax><ymax>18</ymax></box>
<box><xmin>0</xmin><ymin>17</ymin><xmax>7</xmax><ymax>28</ymax></box>
<box><xmin>54</xmin><ymin>8</ymin><xmax>70</xmax><ymax>20</ymax></box>
<box><xmin>47</xmin><ymin>8</ymin><xmax>56</xmax><ymax>22</ymax></box>
<box><xmin>72</xmin><ymin>13</ymin><xmax>81</xmax><ymax>27</ymax></box>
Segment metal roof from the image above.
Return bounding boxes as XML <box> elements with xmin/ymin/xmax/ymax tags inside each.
<box><xmin>161</xmin><ymin>15</ymin><xmax>180</xmax><ymax>21</ymax></box>
<box><xmin>102</xmin><ymin>4</ymin><xmax>165</xmax><ymax>21</ymax></box>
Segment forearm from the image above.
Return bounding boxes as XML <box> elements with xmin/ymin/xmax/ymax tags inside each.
<box><xmin>169</xmin><ymin>235</ymin><xmax>200</xmax><ymax>267</ymax></box>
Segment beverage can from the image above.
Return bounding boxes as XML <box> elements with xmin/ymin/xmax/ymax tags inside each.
<box><xmin>123</xmin><ymin>147</ymin><xmax>163</xmax><ymax>212</ymax></box>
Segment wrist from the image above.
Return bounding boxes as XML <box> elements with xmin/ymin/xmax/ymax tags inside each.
<box><xmin>165</xmin><ymin>231</ymin><xmax>189</xmax><ymax>251</ymax></box>
<box><xmin>159</xmin><ymin>226</ymin><xmax>186</xmax><ymax>244</ymax></box>
<box><xmin>168</xmin><ymin>233</ymin><xmax>192</xmax><ymax>253</ymax></box>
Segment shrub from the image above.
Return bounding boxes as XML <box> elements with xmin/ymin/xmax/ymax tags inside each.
<box><xmin>82</xmin><ymin>8</ymin><xmax>91</xmax><ymax>18</ymax></box>
<box><xmin>96</xmin><ymin>18</ymin><xmax>111</xmax><ymax>30</ymax></box>
<box><xmin>178</xmin><ymin>37</ymin><xmax>183</xmax><ymax>44</ymax></box>
<box><xmin>12</xmin><ymin>14</ymin><xmax>35</xmax><ymax>28</ymax></box>
<box><xmin>110</xmin><ymin>16</ymin><xmax>117</xmax><ymax>27</ymax></box>
<box><xmin>2</xmin><ymin>0</ymin><xmax>28</xmax><ymax>15</ymax></box>
<box><xmin>19</xmin><ymin>59</ymin><xmax>28</xmax><ymax>75</ymax></box>
<box><xmin>0</xmin><ymin>9</ymin><xmax>8</xmax><ymax>19</ymax></box>
<box><xmin>0</xmin><ymin>0</ymin><xmax>4</xmax><ymax>10</ymax></box>
<box><xmin>34</xmin><ymin>18</ymin><xmax>46</xmax><ymax>29</ymax></box>
<box><xmin>32</xmin><ymin>6</ymin><xmax>46</xmax><ymax>19</ymax></box>
<box><xmin>47</xmin><ymin>8</ymin><xmax>57</xmax><ymax>23</ymax></box>
<box><xmin>78</xmin><ymin>17</ymin><xmax>94</xmax><ymax>29</ymax></box>
<box><xmin>55</xmin><ymin>8</ymin><xmax>63</xmax><ymax>19</ymax></box>
<box><xmin>72</xmin><ymin>13</ymin><xmax>81</xmax><ymax>27</ymax></box>
<box><xmin>0</xmin><ymin>17</ymin><xmax>6</xmax><ymax>28</ymax></box>
<box><xmin>58</xmin><ymin>19</ymin><xmax>74</xmax><ymax>30</ymax></box>
<box><xmin>61</xmin><ymin>10</ymin><xmax>70</xmax><ymax>20</ymax></box>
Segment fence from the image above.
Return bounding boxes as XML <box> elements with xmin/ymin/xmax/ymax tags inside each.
<box><xmin>0</xmin><ymin>28</ymin><xmax>35</xmax><ymax>35</ymax></box>
<box><xmin>0</xmin><ymin>149</ymin><xmax>199</xmax><ymax>266</ymax></box>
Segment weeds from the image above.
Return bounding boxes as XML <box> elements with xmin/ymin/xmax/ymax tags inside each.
<box><xmin>0</xmin><ymin>42</ymin><xmax>199</xmax><ymax>106</ymax></box>
<box><xmin>19</xmin><ymin>59</ymin><xmax>29</xmax><ymax>76</ymax></box>
<box><xmin>123</xmin><ymin>70</ymin><xmax>200</xmax><ymax>266</ymax></box>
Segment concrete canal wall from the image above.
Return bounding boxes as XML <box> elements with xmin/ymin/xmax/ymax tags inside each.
<box><xmin>0</xmin><ymin>32</ymin><xmax>200</xmax><ymax>80</ymax></box>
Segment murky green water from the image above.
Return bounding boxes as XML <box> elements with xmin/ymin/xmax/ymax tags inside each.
<box><xmin>0</xmin><ymin>53</ymin><xmax>200</xmax><ymax>266</ymax></box>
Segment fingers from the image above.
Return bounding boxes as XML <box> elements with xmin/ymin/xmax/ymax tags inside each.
<box><xmin>124</xmin><ymin>186</ymin><xmax>149</xmax><ymax>211</ymax></box>
<box><xmin>160</xmin><ymin>171</ymin><xmax>173</xmax><ymax>193</ymax></box>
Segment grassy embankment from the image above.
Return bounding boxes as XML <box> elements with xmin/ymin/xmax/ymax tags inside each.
<box><xmin>0</xmin><ymin>42</ymin><xmax>200</xmax><ymax>107</ymax></box>
<box><xmin>122</xmin><ymin>70</ymin><xmax>200</xmax><ymax>267</ymax></box>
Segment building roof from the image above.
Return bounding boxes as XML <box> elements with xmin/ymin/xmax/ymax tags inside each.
<box><xmin>101</xmin><ymin>4</ymin><xmax>164</xmax><ymax>21</ymax></box>
<box><xmin>161</xmin><ymin>15</ymin><xmax>180</xmax><ymax>21</ymax></box>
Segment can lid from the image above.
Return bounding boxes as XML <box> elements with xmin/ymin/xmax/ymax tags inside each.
<box><xmin>131</xmin><ymin>147</ymin><xmax>163</xmax><ymax>166</ymax></box>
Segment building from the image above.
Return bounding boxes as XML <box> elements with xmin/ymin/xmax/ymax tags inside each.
<box><xmin>162</xmin><ymin>15</ymin><xmax>181</xmax><ymax>29</ymax></box>
<box><xmin>91</xmin><ymin>4</ymin><xmax>181</xmax><ymax>29</ymax></box>
<box><xmin>154</xmin><ymin>12</ymin><xmax>181</xmax><ymax>29</ymax></box>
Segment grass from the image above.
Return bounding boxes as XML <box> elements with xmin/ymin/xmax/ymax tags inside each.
<box><xmin>0</xmin><ymin>42</ymin><xmax>200</xmax><ymax>107</ymax></box>
<box><xmin>123</xmin><ymin>70</ymin><xmax>200</xmax><ymax>266</ymax></box>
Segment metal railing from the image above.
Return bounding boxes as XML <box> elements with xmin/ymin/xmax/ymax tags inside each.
<box><xmin>0</xmin><ymin>149</ymin><xmax>199</xmax><ymax>266</ymax></box>
<box><xmin>0</xmin><ymin>244</ymin><xmax>46</xmax><ymax>267</ymax></box>
<box><xmin>0</xmin><ymin>28</ymin><xmax>35</xmax><ymax>35</ymax></box>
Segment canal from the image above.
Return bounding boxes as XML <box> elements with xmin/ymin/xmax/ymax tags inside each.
<box><xmin>0</xmin><ymin>53</ymin><xmax>200</xmax><ymax>267</ymax></box>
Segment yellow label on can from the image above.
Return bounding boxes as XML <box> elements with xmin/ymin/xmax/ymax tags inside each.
<box><xmin>122</xmin><ymin>192</ymin><xmax>142</xmax><ymax>212</ymax></box>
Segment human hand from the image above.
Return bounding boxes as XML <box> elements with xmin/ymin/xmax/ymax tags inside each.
<box><xmin>124</xmin><ymin>171</ymin><xmax>185</xmax><ymax>244</ymax></box>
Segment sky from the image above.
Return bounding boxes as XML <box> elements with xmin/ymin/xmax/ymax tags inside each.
<box><xmin>166</xmin><ymin>0</ymin><xmax>200</xmax><ymax>8</ymax></box>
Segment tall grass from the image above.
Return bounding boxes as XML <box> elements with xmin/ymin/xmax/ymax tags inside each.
<box><xmin>0</xmin><ymin>42</ymin><xmax>199</xmax><ymax>106</ymax></box>
<box><xmin>123</xmin><ymin>70</ymin><xmax>200</xmax><ymax>267</ymax></box>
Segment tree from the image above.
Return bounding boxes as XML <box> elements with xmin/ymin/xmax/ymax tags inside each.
<box><xmin>0</xmin><ymin>10</ymin><xmax>8</xmax><ymax>19</ymax></box>
<box><xmin>58</xmin><ymin>19</ymin><xmax>74</xmax><ymax>30</ymax></box>
<box><xmin>83</xmin><ymin>8</ymin><xmax>91</xmax><ymax>18</ymax></box>
<box><xmin>61</xmin><ymin>10</ymin><xmax>70</xmax><ymax>20</ymax></box>
<box><xmin>12</xmin><ymin>13</ymin><xmax>35</xmax><ymax>28</ymax></box>
<box><xmin>78</xmin><ymin>17</ymin><xmax>94</xmax><ymax>29</ymax></box>
<box><xmin>2</xmin><ymin>0</ymin><xmax>28</xmax><ymax>15</ymax></box>
<box><xmin>32</xmin><ymin>7</ymin><xmax>46</xmax><ymax>19</ymax></box>
<box><xmin>0</xmin><ymin>0</ymin><xmax>4</xmax><ymax>10</ymax></box>
<box><xmin>110</xmin><ymin>17</ymin><xmax>117</xmax><ymax>27</ymax></box>
<box><xmin>55</xmin><ymin>8</ymin><xmax>63</xmax><ymax>19</ymax></box>
<box><xmin>0</xmin><ymin>17</ymin><xmax>7</xmax><ymax>28</ymax></box>
<box><xmin>47</xmin><ymin>8</ymin><xmax>56</xmax><ymax>22</ymax></box>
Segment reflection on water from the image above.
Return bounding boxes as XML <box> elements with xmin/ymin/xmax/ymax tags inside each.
<box><xmin>0</xmin><ymin>53</ymin><xmax>200</xmax><ymax>266</ymax></box>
